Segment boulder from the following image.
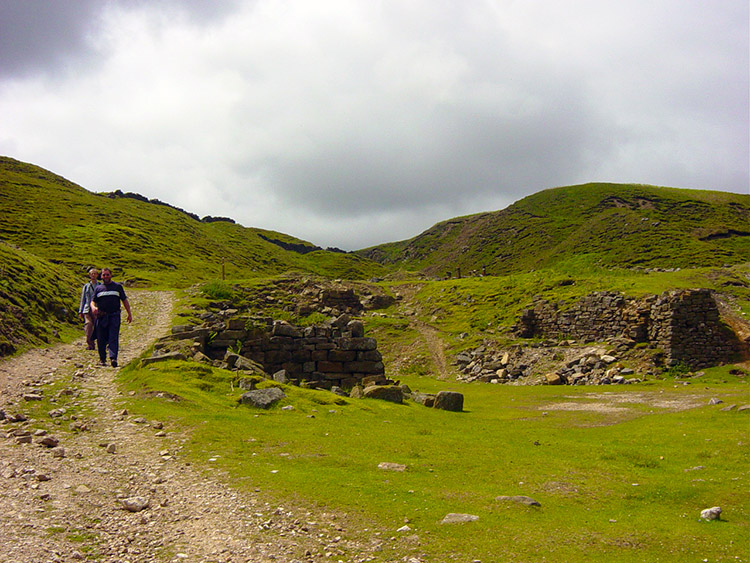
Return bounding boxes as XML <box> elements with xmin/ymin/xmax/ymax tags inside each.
<box><xmin>700</xmin><ymin>506</ymin><xmax>721</xmax><ymax>521</ymax></box>
<box><xmin>411</xmin><ymin>392</ymin><xmax>436</xmax><ymax>407</ymax></box>
<box><xmin>433</xmin><ymin>391</ymin><xmax>464</xmax><ymax>412</ymax></box>
<box><xmin>363</xmin><ymin>385</ymin><xmax>403</xmax><ymax>404</ymax></box>
<box><xmin>273</xmin><ymin>369</ymin><xmax>289</xmax><ymax>384</ymax></box>
<box><xmin>239</xmin><ymin>387</ymin><xmax>286</xmax><ymax>409</ymax></box>
<box><xmin>544</xmin><ymin>372</ymin><xmax>563</xmax><ymax>385</ymax></box>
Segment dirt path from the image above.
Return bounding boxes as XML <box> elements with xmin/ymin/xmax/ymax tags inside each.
<box><xmin>0</xmin><ymin>290</ymin><xmax>376</xmax><ymax>563</ymax></box>
<box><xmin>395</xmin><ymin>284</ymin><xmax>451</xmax><ymax>380</ymax></box>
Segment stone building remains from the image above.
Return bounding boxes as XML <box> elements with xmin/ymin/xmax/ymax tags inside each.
<box><xmin>514</xmin><ymin>288</ymin><xmax>741</xmax><ymax>368</ymax></box>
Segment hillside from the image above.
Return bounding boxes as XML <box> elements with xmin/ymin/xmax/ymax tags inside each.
<box><xmin>0</xmin><ymin>157</ymin><xmax>384</xmax><ymax>287</ymax></box>
<box><xmin>358</xmin><ymin>183</ymin><xmax>750</xmax><ymax>276</ymax></box>
<box><xmin>0</xmin><ymin>240</ymin><xmax>79</xmax><ymax>354</ymax></box>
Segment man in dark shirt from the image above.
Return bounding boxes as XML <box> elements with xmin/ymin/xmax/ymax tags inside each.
<box><xmin>90</xmin><ymin>268</ymin><xmax>133</xmax><ymax>367</ymax></box>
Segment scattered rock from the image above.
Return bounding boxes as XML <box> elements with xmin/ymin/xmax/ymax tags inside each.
<box><xmin>441</xmin><ymin>513</ymin><xmax>479</xmax><ymax>524</ymax></box>
<box><xmin>544</xmin><ymin>373</ymin><xmax>563</xmax><ymax>385</ymax></box>
<box><xmin>121</xmin><ymin>496</ymin><xmax>150</xmax><ymax>512</ymax></box>
<box><xmin>708</xmin><ymin>398</ymin><xmax>723</xmax><ymax>405</ymax></box>
<box><xmin>362</xmin><ymin>385</ymin><xmax>403</xmax><ymax>404</ymax></box>
<box><xmin>378</xmin><ymin>462</ymin><xmax>407</xmax><ymax>472</ymax></box>
<box><xmin>700</xmin><ymin>506</ymin><xmax>721</xmax><ymax>521</ymax></box>
<box><xmin>496</xmin><ymin>495</ymin><xmax>541</xmax><ymax>507</ymax></box>
<box><xmin>273</xmin><ymin>369</ymin><xmax>289</xmax><ymax>384</ymax></box>
<box><xmin>37</xmin><ymin>436</ymin><xmax>60</xmax><ymax>448</ymax></box>
<box><xmin>239</xmin><ymin>387</ymin><xmax>286</xmax><ymax>409</ymax></box>
<box><xmin>411</xmin><ymin>392</ymin><xmax>435</xmax><ymax>407</ymax></box>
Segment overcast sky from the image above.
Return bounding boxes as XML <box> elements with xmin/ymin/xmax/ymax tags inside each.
<box><xmin>1</xmin><ymin>0</ymin><xmax>747</xmax><ymax>250</ymax></box>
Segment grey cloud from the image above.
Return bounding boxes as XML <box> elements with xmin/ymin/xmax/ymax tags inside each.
<box><xmin>0</xmin><ymin>0</ymin><xmax>242</xmax><ymax>79</ymax></box>
<box><xmin>0</xmin><ymin>0</ymin><xmax>101</xmax><ymax>78</ymax></box>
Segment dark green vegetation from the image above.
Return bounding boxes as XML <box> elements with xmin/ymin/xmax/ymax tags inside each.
<box><xmin>119</xmin><ymin>359</ymin><xmax>750</xmax><ymax>562</ymax></box>
<box><xmin>358</xmin><ymin>183</ymin><xmax>750</xmax><ymax>277</ymax></box>
<box><xmin>0</xmin><ymin>157</ymin><xmax>384</xmax><ymax>289</ymax></box>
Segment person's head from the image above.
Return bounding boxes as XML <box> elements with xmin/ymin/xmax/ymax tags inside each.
<box><xmin>101</xmin><ymin>268</ymin><xmax>113</xmax><ymax>283</ymax></box>
<box><xmin>88</xmin><ymin>268</ymin><xmax>99</xmax><ymax>281</ymax></box>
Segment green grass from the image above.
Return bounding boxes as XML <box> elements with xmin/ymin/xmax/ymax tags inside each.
<box><xmin>118</xmin><ymin>360</ymin><xmax>750</xmax><ymax>562</ymax></box>
<box><xmin>0</xmin><ymin>240</ymin><xmax>80</xmax><ymax>355</ymax></box>
<box><xmin>371</xmin><ymin>265</ymin><xmax>750</xmax><ymax>355</ymax></box>
<box><xmin>0</xmin><ymin>156</ymin><xmax>386</xmax><ymax>289</ymax></box>
<box><xmin>359</xmin><ymin>183</ymin><xmax>750</xmax><ymax>277</ymax></box>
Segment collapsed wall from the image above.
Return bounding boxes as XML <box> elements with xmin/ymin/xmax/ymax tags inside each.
<box><xmin>163</xmin><ymin>314</ymin><xmax>385</xmax><ymax>389</ymax></box>
<box><xmin>514</xmin><ymin>289</ymin><xmax>740</xmax><ymax>368</ymax></box>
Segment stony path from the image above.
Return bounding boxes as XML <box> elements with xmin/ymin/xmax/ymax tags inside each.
<box><xmin>0</xmin><ymin>291</ymin><xmax>380</xmax><ymax>563</ymax></box>
<box><xmin>396</xmin><ymin>284</ymin><xmax>451</xmax><ymax>380</ymax></box>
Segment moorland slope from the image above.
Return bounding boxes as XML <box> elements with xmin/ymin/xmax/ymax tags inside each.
<box><xmin>358</xmin><ymin>183</ymin><xmax>750</xmax><ymax>276</ymax></box>
<box><xmin>0</xmin><ymin>156</ymin><xmax>384</xmax><ymax>288</ymax></box>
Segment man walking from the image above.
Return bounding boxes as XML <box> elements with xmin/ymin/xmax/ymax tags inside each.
<box><xmin>78</xmin><ymin>268</ymin><xmax>100</xmax><ymax>350</ymax></box>
<box><xmin>90</xmin><ymin>268</ymin><xmax>132</xmax><ymax>367</ymax></box>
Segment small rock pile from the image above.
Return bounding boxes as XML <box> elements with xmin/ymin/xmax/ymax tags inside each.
<box><xmin>456</xmin><ymin>338</ymin><xmax>646</xmax><ymax>386</ymax></box>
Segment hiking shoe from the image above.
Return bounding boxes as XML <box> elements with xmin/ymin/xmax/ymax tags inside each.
<box><xmin>100</xmin><ymin>360</ymin><xmax>107</xmax><ymax>367</ymax></box>
<box><xmin>111</xmin><ymin>359</ymin><xmax>118</xmax><ymax>368</ymax></box>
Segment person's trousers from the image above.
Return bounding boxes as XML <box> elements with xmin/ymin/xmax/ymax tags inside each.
<box><xmin>83</xmin><ymin>312</ymin><xmax>96</xmax><ymax>349</ymax></box>
<box><xmin>95</xmin><ymin>311</ymin><xmax>121</xmax><ymax>363</ymax></box>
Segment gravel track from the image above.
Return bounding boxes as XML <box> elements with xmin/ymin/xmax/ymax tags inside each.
<box><xmin>0</xmin><ymin>290</ymin><xmax>379</xmax><ymax>563</ymax></box>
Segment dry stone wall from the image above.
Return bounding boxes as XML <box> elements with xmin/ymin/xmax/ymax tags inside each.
<box><xmin>165</xmin><ymin>314</ymin><xmax>384</xmax><ymax>390</ymax></box>
<box><xmin>514</xmin><ymin>289</ymin><xmax>740</xmax><ymax>368</ymax></box>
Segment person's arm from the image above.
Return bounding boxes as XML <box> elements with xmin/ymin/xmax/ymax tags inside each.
<box><xmin>78</xmin><ymin>285</ymin><xmax>87</xmax><ymax>317</ymax></box>
<box><xmin>122</xmin><ymin>299</ymin><xmax>133</xmax><ymax>323</ymax></box>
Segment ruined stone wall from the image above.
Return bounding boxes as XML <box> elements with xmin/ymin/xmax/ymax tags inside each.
<box><xmin>515</xmin><ymin>289</ymin><xmax>740</xmax><ymax>368</ymax></box>
<box><xmin>169</xmin><ymin>315</ymin><xmax>384</xmax><ymax>389</ymax></box>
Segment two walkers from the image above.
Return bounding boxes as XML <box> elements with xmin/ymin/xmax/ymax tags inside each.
<box><xmin>78</xmin><ymin>267</ymin><xmax>133</xmax><ymax>367</ymax></box>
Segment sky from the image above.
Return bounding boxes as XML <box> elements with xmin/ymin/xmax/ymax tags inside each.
<box><xmin>1</xmin><ymin>0</ymin><xmax>748</xmax><ymax>250</ymax></box>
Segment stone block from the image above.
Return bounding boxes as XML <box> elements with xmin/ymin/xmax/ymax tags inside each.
<box><xmin>344</xmin><ymin>361</ymin><xmax>385</xmax><ymax>374</ymax></box>
<box><xmin>433</xmin><ymin>391</ymin><xmax>464</xmax><ymax>412</ymax></box>
<box><xmin>338</xmin><ymin>337</ymin><xmax>377</xmax><ymax>351</ymax></box>
<box><xmin>328</xmin><ymin>350</ymin><xmax>357</xmax><ymax>362</ymax></box>
<box><xmin>318</xmin><ymin>361</ymin><xmax>344</xmax><ymax>373</ymax></box>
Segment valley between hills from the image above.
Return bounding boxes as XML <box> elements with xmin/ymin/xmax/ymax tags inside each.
<box><xmin>1</xmin><ymin>156</ymin><xmax>749</xmax><ymax>562</ymax></box>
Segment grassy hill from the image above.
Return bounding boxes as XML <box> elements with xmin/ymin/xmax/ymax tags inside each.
<box><xmin>358</xmin><ymin>183</ymin><xmax>750</xmax><ymax>276</ymax></box>
<box><xmin>0</xmin><ymin>156</ymin><xmax>385</xmax><ymax>288</ymax></box>
<box><xmin>0</xmin><ymin>240</ymin><xmax>80</xmax><ymax>354</ymax></box>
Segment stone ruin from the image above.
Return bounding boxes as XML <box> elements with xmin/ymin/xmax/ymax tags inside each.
<box><xmin>152</xmin><ymin>312</ymin><xmax>385</xmax><ymax>390</ymax></box>
<box><xmin>458</xmin><ymin>288</ymin><xmax>746</xmax><ymax>386</ymax></box>
<box><xmin>513</xmin><ymin>288</ymin><xmax>742</xmax><ymax>369</ymax></box>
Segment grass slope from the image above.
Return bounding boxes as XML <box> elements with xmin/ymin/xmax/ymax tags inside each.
<box><xmin>359</xmin><ymin>183</ymin><xmax>750</xmax><ymax>276</ymax></box>
<box><xmin>0</xmin><ymin>156</ymin><xmax>385</xmax><ymax>288</ymax></box>
<box><xmin>0</xmin><ymin>240</ymin><xmax>80</xmax><ymax>355</ymax></box>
